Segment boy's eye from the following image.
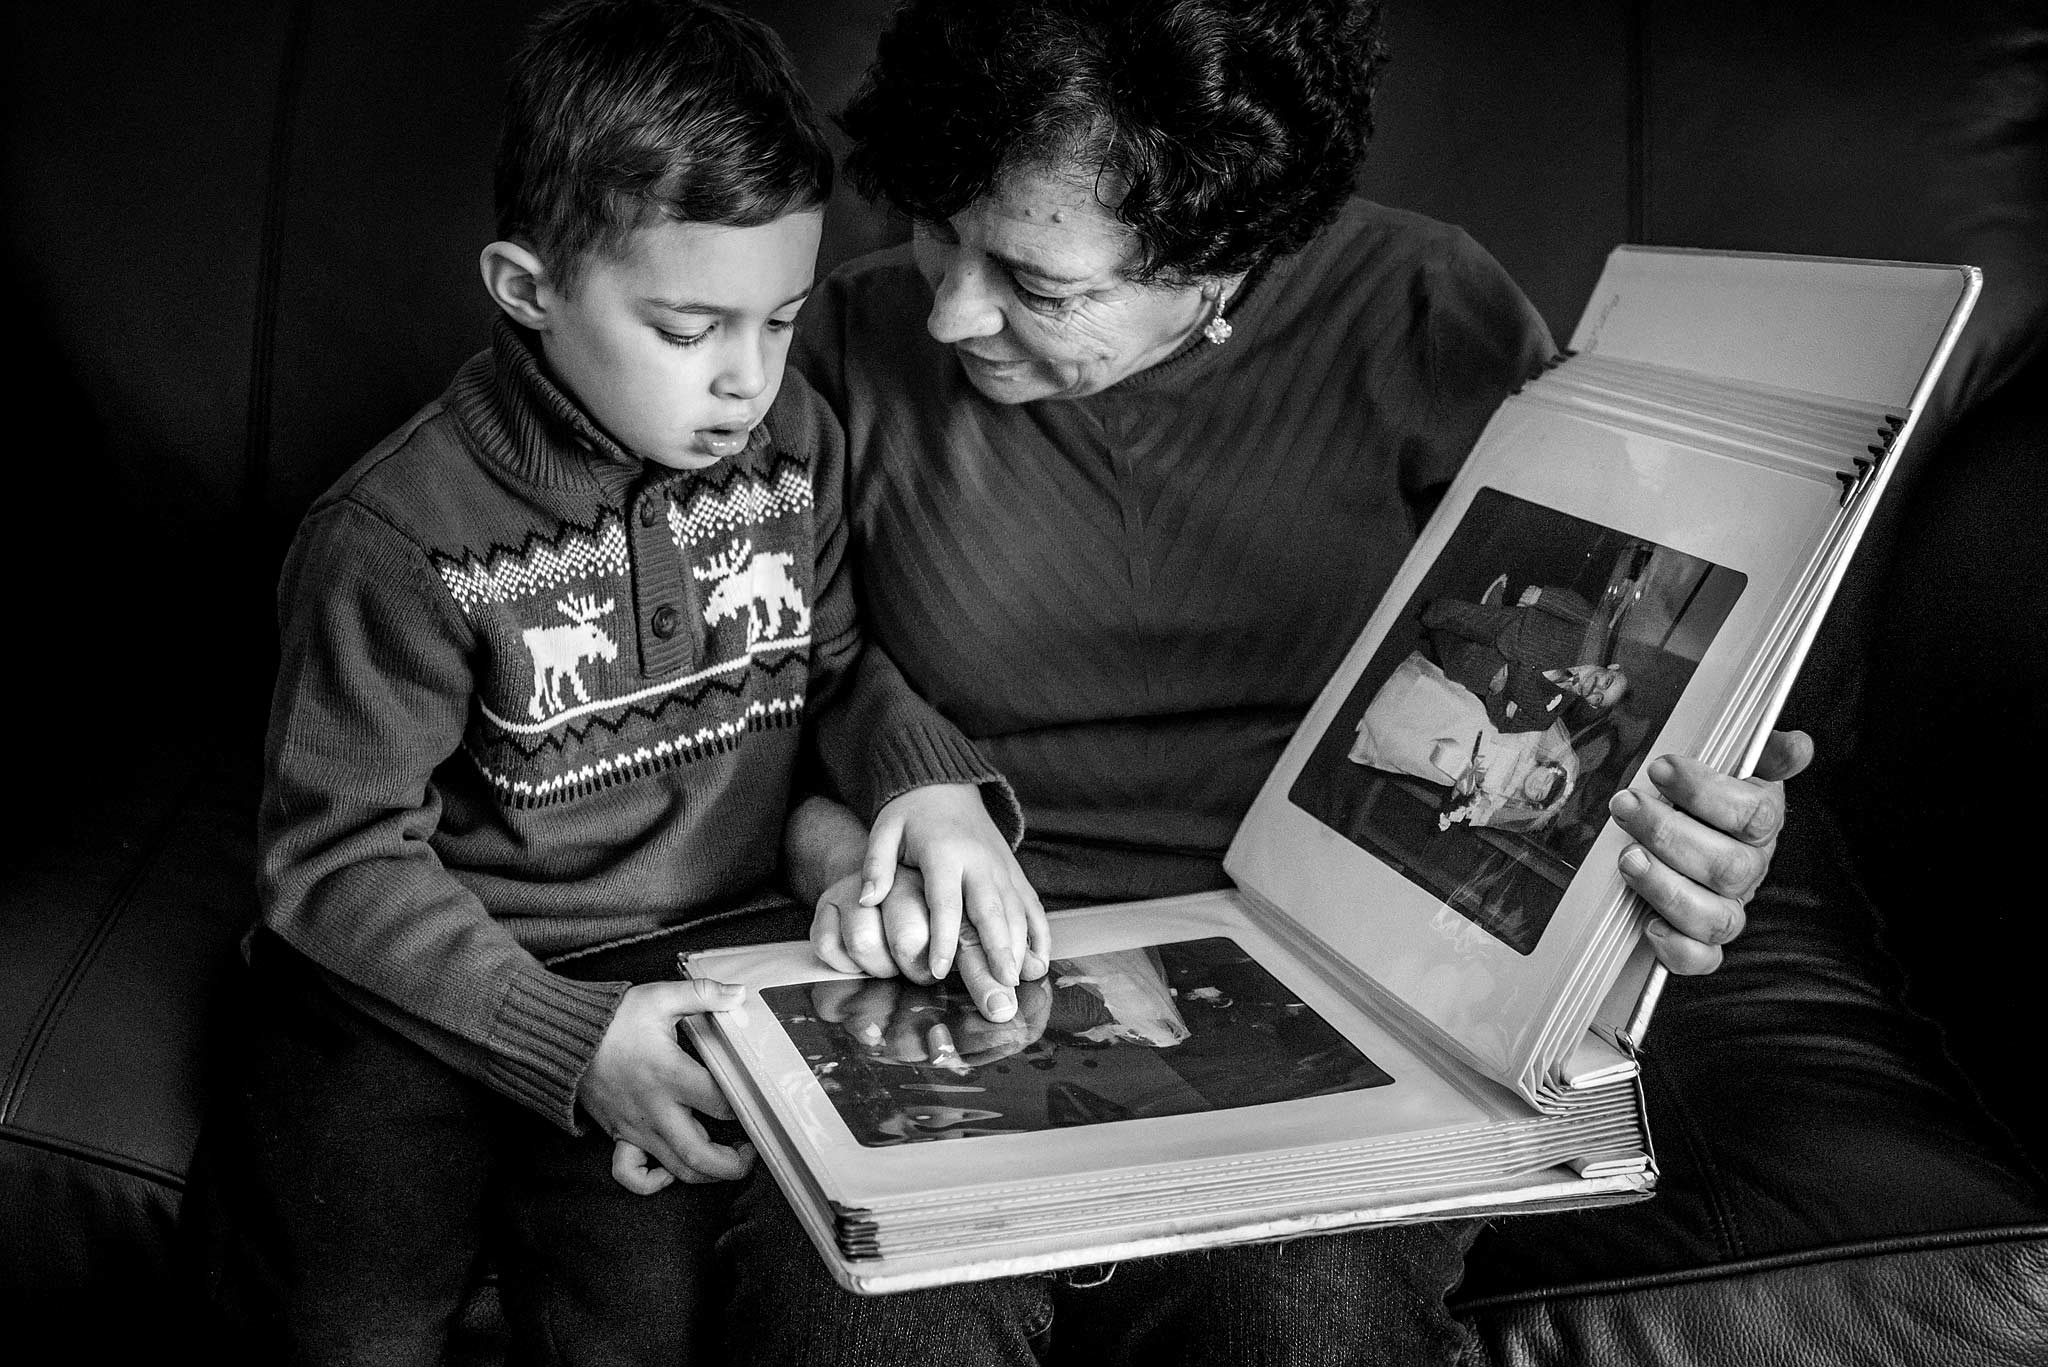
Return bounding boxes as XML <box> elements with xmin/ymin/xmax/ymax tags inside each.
<box><xmin>658</xmin><ymin>326</ymin><xmax>711</xmax><ymax>348</ymax></box>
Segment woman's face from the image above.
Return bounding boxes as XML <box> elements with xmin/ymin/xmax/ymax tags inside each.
<box><xmin>912</xmin><ymin>161</ymin><xmax>1219</xmax><ymax>403</ymax></box>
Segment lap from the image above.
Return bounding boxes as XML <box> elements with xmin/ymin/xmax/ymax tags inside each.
<box><xmin>716</xmin><ymin>1168</ymin><xmax>1482</xmax><ymax>1367</ymax></box>
<box><xmin>187</xmin><ymin>932</ymin><xmax>733</xmax><ymax>1366</ymax></box>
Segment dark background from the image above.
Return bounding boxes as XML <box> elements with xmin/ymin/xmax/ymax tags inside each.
<box><xmin>3</xmin><ymin>2</ymin><xmax>2045</xmax><ymax>1350</ymax></box>
<box><xmin>4</xmin><ymin>1</ymin><xmax>2037</xmax><ymax>804</ymax></box>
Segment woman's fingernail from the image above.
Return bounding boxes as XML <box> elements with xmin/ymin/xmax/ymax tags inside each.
<box><xmin>859</xmin><ymin>880</ymin><xmax>881</xmax><ymax>905</ymax></box>
<box><xmin>983</xmin><ymin>989</ymin><xmax>1015</xmax><ymax>1019</ymax></box>
<box><xmin>1620</xmin><ymin>846</ymin><xmax>1650</xmax><ymax>878</ymax></box>
<box><xmin>1649</xmin><ymin>757</ymin><xmax>1676</xmax><ymax>786</ymax></box>
<box><xmin>1023</xmin><ymin>953</ymin><xmax>1047</xmax><ymax>980</ymax></box>
<box><xmin>931</xmin><ymin>955</ymin><xmax>952</xmax><ymax>979</ymax></box>
<box><xmin>1610</xmin><ymin>791</ymin><xmax>1638</xmax><ymax>817</ymax></box>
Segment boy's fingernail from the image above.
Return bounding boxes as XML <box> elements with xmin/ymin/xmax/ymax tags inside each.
<box><xmin>1609</xmin><ymin>790</ymin><xmax>1638</xmax><ymax>817</ymax></box>
<box><xmin>1620</xmin><ymin>846</ymin><xmax>1650</xmax><ymax>879</ymax></box>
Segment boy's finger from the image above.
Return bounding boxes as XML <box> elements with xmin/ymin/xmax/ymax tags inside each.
<box><xmin>672</xmin><ymin>1057</ymin><xmax>737</xmax><ymax>1122</ymax></box>
<box><xmin>957</xmin><ymin>941</ymin><xmax>1016</xmax><ymax>1023</ymax></box>
<box><xmin>610</xmin><ymin>1140</ymin><xmax>675</xmax><ymax>1196</ymax></box>
<box><xmin>860</xmin><ymin>816</ymin><xmax>905</xmax><ymax>907</ymax></box>
<box><xmin>652</xmin><ymin>1107</ymin><xmax>754</xmax><ymax>1184</ymax></box>
<box><xmin>1015</xmin><ymin>874</ymin><xmax>1052</xmax><ymax>981</ymax></box>
<box><xmin>963</xmin><ymin>869</ymin><xmax>1018</xmax><ymax>984</ymax></box>
<box><xmin>923</xmin><ymin>879</ymin><xmax>964</xmax><ymax>982</ymax></box>
<box><xmin>647</xmin><ymin>978</ymin><xmax>748</xmax><ymax>1020</ymax></box>
<box><xmin>921</xmin><ymin>854</ymin><xmax>981</xmax><ymax>979</ymax></box>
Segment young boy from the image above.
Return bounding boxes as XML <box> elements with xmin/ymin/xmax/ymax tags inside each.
<box><xmin>191</xmin><ymin>2</ymin><xmax>1039</xmax><ymax>1359</ymax></box>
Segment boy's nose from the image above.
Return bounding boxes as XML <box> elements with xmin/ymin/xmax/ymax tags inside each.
<box><xmin>716</xmin><ymin>342</ymin><xmax>770</xmax><ymax>400</ymax></box>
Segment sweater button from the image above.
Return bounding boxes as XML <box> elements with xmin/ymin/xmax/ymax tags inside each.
<box><xmin>651</xmin><ymin>604</ymin><xmax>680</xmax><ymax>638</ymax></box>
<box><xmin>639</xmin><ymin>500</ymin><xmax>662</xmax><ymax>528</ymax></box>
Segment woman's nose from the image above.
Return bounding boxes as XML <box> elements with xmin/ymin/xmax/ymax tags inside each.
<box><xmin>925</xmin><ymin>254</ymin><xmax>1004</xmax><ymax>344</ymax></box>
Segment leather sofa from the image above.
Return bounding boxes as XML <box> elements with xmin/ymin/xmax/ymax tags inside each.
<box><xmin>4</xmin><ymin>2</ymin><xmax>2044</xmax><ymax>1362</ymax></box>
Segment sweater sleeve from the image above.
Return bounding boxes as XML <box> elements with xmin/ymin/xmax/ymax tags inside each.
<box><xmin>258</xmin><ymin>496</ymin><xmax>626</xmax><ymax>1132</ymax></box>
<box><xmin>1404</xmin><ymin>230</ymin><xmax>1557</xmax><ymax>514</ymax></box>
<box><xmin>778</xmin><ymin>365</ymin><xmax>1024</xmax><ymax>844</ymax></box>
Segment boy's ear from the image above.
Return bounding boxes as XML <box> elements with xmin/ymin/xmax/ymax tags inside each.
<box><xmin>479</xmin><ymin>240</ymin><xmax>554</xmax><ymax>329</ymax></box>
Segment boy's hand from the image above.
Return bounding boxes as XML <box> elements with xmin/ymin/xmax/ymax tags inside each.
<box><xmin>857</xmin><ymin>783</ymin><xmax>1050</xmax><ymax>990</ymax></box>
<box><xmin>812</xmin><ymin>867</ymin><xmax>1034</xmax><ymax>1022</ymax></box>
<box><xmin>578</xmin><ymin>979</ymin><xmax>755</xmax><ymax>1195</ymax></box>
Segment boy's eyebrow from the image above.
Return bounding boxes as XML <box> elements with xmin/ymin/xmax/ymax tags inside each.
<box><xmin>644</xmin><ymin>284</ymin><xmax>815</xmax><ymax>315</ymax></box>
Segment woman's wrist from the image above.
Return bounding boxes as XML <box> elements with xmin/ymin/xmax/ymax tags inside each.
<box><xmin>782</xmin><ymin>794</ymin><xmax>870</xmax><ymax>906</ymax></box>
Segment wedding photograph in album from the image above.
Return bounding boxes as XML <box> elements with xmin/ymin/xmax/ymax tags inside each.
<box><xmin>1286</xmin><ymin>488</ymin><xmax>1744</xmax><ymax>956</ymax></box>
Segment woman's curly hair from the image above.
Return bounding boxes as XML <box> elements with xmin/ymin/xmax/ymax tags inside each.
<box><xmin>841</xmin><ymin>0</ymin><xmax>1388</xmax><ymax>284</ymax></box>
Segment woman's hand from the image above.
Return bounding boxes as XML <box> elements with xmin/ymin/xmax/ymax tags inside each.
<box><xmin>1608</xmin><ymin>728</ymin><xmax>1814</xmax><ymax>974</ymax></box>
<box><xmin>856</xmin><ymin>783</ymin><xmax>1050</xmax><ymax>989</ymax></box>
<box><xmin>811</xmin><ymin>868</ymin><xmax>1043</xmax><ymax>1023</ymax></box>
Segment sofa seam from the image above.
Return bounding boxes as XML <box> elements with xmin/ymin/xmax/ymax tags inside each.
<box><xmin>1450</xmin><ymin>1222</ymin><xmax>2048</xmax><ymax>1312</ymax></box>
<box><xmin>0</xmin><ymin>771</ymin><xmax>202</xmax><ymax>1126</ymax></box>
<box><xmin>0</xmin><ymin>1125</ymin><xmax>186</xmax><ymax>1193</ymax></box>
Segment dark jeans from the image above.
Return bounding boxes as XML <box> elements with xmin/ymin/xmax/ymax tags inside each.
<box><xmin>183</xmin><ymin>930</ymin><xmax>738</xmax><ymax>1366</ymax></box>
<box><xmin>717</xmin><ymin>1167</ymin><xmax>1483</xmax><ymax>1366</ymax></box>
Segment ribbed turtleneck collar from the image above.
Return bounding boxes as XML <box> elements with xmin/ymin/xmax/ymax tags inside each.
<box><xmin>447</xmin><ymin>316</ymin><xmax>646</xmax><ymax>494</ymax></box>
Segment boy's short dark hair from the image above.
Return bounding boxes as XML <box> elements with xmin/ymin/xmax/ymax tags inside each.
<box><xmin>496</xmin><ymin>0</ymin><xmax>833</xmax><ymax>286</ymax></box>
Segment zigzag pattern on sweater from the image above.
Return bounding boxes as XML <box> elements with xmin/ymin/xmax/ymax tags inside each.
<box><xmin>469</xmin><ymin>690</ymin><xmax>806</xmax><ymax>808</ymax></box>
<box><xmin>667</xmin><ymin>455</ymin><xmax>813</xmax><ymax>555</ymax></box>
<box><xmin>432</xmin><ymin>510</ymin><xmax>630</xmax><ymax>615</ymax></box>
<box><xmin>471</xmin><ymin>649</ymin><xmax>807</xmax><ymax>759</ymax></box>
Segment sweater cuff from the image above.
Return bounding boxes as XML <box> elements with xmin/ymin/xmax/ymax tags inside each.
<box><xmin>864</xmin><ymin>721</ymin><xmax>1025</xmax><ymax>848</ymax></box>
<box><xmin>485</xmin><ymin>969</ymin><xmax>631</xmax><ymax>1133</ymax></box>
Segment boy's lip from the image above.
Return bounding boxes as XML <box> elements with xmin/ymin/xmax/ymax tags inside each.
<box><xmin>691</xmin><ymin>418</ymin><xmax>758</xmax><ymax>459</ymax></box>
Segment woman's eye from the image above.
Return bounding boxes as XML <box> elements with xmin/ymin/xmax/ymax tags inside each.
<box><xmin>1016</xmin><ymin>284</ymin><xmax>1073</xmax><ymax>314</ymax></box>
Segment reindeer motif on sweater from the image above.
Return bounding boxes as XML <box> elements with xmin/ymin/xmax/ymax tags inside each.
<box><xmin>693</xmin><ymin>538</ymin><xmax>809</xmax><ymax>645</ymax></box>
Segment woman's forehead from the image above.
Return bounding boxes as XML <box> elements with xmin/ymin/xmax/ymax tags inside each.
<box><xmin>969</xmin><ymin>161</ymin><xmax>1136</xmax><ymax>281</ymax></box>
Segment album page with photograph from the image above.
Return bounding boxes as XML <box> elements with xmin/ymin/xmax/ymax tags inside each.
<box><xmin>682</xmin><ymin>247</ymin><xmax>1978</xmax><ymax>1292</ymax></box>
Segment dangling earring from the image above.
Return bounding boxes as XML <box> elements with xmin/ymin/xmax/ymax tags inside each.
<box><xmin>1201</xmin><ymin>285</ymin><xmax>1233</xmax><ymax>346</ymax></box>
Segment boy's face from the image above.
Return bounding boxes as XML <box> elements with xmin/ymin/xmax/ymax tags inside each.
<box><xmin>536</xmin><ymin>209</ymin><xmax>823</xmax><ymax>470</ymax></box>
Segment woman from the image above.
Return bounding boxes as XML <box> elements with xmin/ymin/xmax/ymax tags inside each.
<box><xmin>729</xmin><ymin>2</ymin><xmax>1811</xmax><ymax>1362</ymax></box>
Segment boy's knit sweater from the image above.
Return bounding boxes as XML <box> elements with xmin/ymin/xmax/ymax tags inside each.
<box><xmin>260</xmin><ymin>319</ymin><xmax>1014</xmax><ymax>1130</ymax></box>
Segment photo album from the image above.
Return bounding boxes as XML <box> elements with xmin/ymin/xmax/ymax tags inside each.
<box><xmin>680</xmin><ymin>247</ymin><xmax>1980</xmax><ymax>1293</ymax></box>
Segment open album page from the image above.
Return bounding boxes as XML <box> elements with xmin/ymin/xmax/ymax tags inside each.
<box><xmin>684</xmin><ymin>891</ymin><xmax>1637</xmax><ymax>1224</ymax></box>
<box><xmin>1226</xmin><ymin>397</ymin><xmax>1842</xmax><ymax>1092</ymax></box>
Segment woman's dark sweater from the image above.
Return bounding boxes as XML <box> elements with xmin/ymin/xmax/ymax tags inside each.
<box><xmin>795</xmin><ymin>199</ymin><xmax>1553</xmax><ymax>905</ymax></box>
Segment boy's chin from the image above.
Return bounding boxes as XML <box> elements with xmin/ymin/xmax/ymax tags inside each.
<box><xmin>642</xmin><ymin>448</ymin><xmax>728</xmax><ymax>472</ymax></box>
